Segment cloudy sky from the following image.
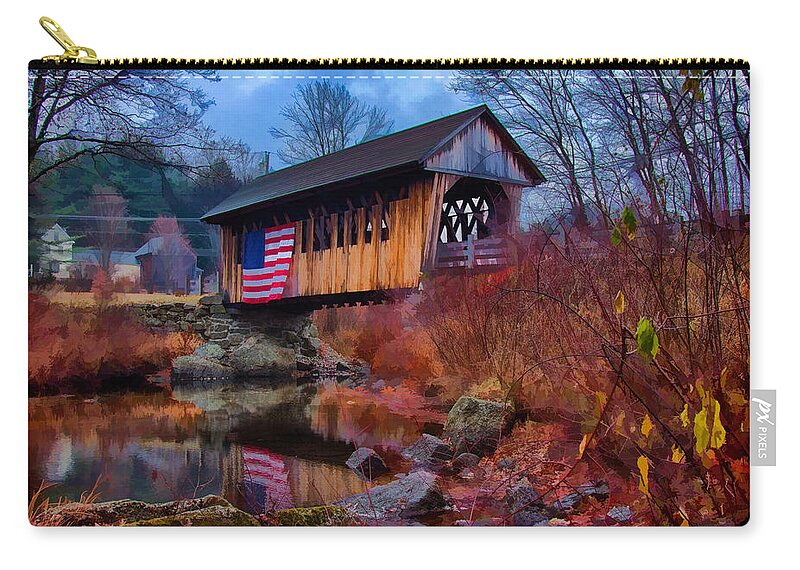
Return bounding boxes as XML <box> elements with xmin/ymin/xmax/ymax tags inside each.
<box><xmin>193</xmin><ymin>70</ymin><xmax>473</xmax><ymax>170</ymax></box>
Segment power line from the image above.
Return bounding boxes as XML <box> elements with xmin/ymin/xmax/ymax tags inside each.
<box><xmin>32</xmin><ymin>214</ymin><xmax>207</xmax><ymax>222</ymax></box>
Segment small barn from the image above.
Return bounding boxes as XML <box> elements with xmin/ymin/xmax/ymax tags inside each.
<box><xmin>72</xmin><ymin>249</ymin><xmax>141</xmax><ymax>283</ymax></box>
<box><xmin>202</xmin><ymin>105</ymin><xmax>545</xmax><ymax>306</ymax></box>
<box><xmin>135</xmin><ymin>236</ymin><xmax>202</xmax><ymax>294</ymax></box>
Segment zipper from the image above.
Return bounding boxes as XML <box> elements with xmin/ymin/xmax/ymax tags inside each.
<box><xmin>33</xmin><ymin>16</ymin><xmax>748</xmax><ymax>71</ymax></box>
<box><xmin>39</xmin><ymin>17</ymin><xmax>98</xmax><ymax>65</ymax></box>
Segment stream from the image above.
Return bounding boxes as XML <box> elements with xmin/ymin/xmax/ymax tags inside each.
<box><xmin>28</xmin><ymin>380</ymin><xmax>440</xmax><ymax>515</ymax></box>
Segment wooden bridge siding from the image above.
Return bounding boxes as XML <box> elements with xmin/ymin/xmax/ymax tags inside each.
<box><xmin>220</xmin><ymin>225</ymin><xmax>243</xmax><ymax>303</ymax></box>
<box><xmin>421</xmin><ymin>173</ymin><xmax>459</xmax><ymax>270</ymax></box>
<box><xmin>284</xmin><ymin>177</ymin><xmax>439</xmax><ymax>298</ymax></box>
<box><xmin>425</xmin><ymin>116</ymin><xmax>532</xmax><ymax>184</ymax></box>
<box><xmin>501</xmin><ymin>183</ymin><xmax>524</xmax><ymax>233</ymax></box>
<box><xmin>219</xmin><ymin>175</ymin><xmax>519</xmax><ymax>303</ymax></box>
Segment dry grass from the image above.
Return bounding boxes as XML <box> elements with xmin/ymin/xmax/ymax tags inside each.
<box><xmin>47</xmin><ymin>291</ymin><xmax>204</xmax><ymax>307</ymax></box>
<box><xmin>29</xmin><ymin>476</ymin><xmax>105</xmax><ymax>526</ymax></box>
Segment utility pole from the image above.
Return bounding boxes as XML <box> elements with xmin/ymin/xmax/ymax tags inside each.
<box><xmin>263</xmin><ymin>151</ymin><xmax>271</xmax><ymax>175</ymax></box>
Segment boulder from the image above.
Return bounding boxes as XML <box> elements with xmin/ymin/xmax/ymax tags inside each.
<box><xmin>550</xmin><ymin>481</ymin><xmax>610</xmax><ymax>514</ymax></box>
<box><xmin>193</xmin><ymin>342</ymin><xmax>226</xmax><ymax>360</ymax></box>
<box><xmin>513</xmin><ymin>509</ymin><xmax>550</xmax><ymax>526</ymax></box>
<box><xmin>606</xmin><ymin>505</ymin><xmax>633</xmax><ymax>524</ymax></box>
<box><xmin>452</xmin><ymin>453</ymin><xmax>480</xmax><ymax>470</ymax></box>
<box><xmin>505</xmin><ymin>477</ymin><xmax>542</xmax><ymax>511</ymax></box>
<box><xmin>272</xmin><ymin>506</ymin><xmax>356</xmax><ymax>526</ymax></box>
<box><xmin>296</xmin><ymin>355</ymin><xmax>316</xmax><ymax>372</ymax></box>
<box><xmin>38</xmin><ymin>495</ymin><xmax>234</xmax><ymax>526</ymax></box>
<box><xmin>303</xmin><ymin>322</ymin><xmax>319</xmax><ymax>338</ymax></box>
<box><xmin>457</xmin><ymin>467</ymin><xmax>484</xmax><ymax>481</ymax></box>
<box><xmin>129</xmin><ymin>505</ymin><xmax>259</xmax><ymax>527</ymax></box>
<box><xmin>336</xmin><ymin>470</ymin><xmax>450</xmax><ymax>520</ymax></box>
<box><xmin>402</xmin><ymin>434</ymin><xmax>454</xmax><ymax>469</ymax></box>
<box><xmin>497</xmin><ymin>457</ymin><xmax>516</xmax><ymax>470</ymax></box>
<box><xmin>199</xmin><ymin>294</ymin><xmax>223</xmax><ymax>305</ymax></box>
<box><xmin>302</xmin><ymin>336</ymin><xmax>322</xmax><ymax>356</ymax></box>
<box><xmin>504</xmin><ymin>477</ymin><xmax>548</xmax><ymax>525</ymax></box>
<box><xmin>228</xmin><ymin>335</ymin><xmax>296</xmax><ymax>379</ymax></box>
<box><xmin>345</xmin><ymin>447</ymin><xmax>388</xmax><ymax>480</ymax></box>
<box><xmin>171</xmin><ymin>355</ymin><xmax>234</xmax><ymax>383</ymax></box>
<box><xmin>442</xmin><ymin>396</ymin><xmax>512</xmax><ymax>455</ymax></box>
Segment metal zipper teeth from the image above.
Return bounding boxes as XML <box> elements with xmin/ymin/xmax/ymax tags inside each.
<box><xmin>30</xmin><ymin>57</ymin><xmax>749</xmax><ymax>70</ymax></box>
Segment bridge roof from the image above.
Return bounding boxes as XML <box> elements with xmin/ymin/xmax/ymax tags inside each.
<box><xmin>202</xmin><ymin>105</ymin><xmax>544</xmax><ymax>222</ymax></box>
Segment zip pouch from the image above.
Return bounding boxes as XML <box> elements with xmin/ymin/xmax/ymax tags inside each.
<box><xmin>28</xmin><ymin>17</ymin><xmax>750</xmax><ymax>527</ymax></box>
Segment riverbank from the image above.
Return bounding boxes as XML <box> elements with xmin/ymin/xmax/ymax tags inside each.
<box><xmin>28</xmin><ymin>293</ymin><xmax>200</xmax><ymax>395</ymax></box>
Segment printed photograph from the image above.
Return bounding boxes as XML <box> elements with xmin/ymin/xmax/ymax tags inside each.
<box><xmin>28</xmin><ymin>66</ymin><xmax>750</xmax><ymax>526</ymax></box>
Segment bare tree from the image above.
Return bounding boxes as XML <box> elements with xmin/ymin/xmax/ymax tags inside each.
<box><xmin>85</xmin><ymin>185</ymin><xmax>128</xmax><ymax>273</ymax></box>
<box><xmin>28</xmin><ymin>69</ymin><xmax>251</xmax><ymax>203</ymax></box>
<box><xmin>148</xmin><ymin>216</ymin><xmax>196</xmax><ymax>293</ymax></box>
<box><xmin>451</xmin><ymin>69</ymin><xmax>750</xmax><ymax>231</ymax></box>
<box><xmin>269</xmin><ymin>80</ymin><xmax>394</xmax><ymax>164</ymax></box>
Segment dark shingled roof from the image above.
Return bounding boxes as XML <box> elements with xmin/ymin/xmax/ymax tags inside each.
<box><xmin>202</xmin><ymin>105</ymin><xmax>542</xmax><ymax>222</ymax></box>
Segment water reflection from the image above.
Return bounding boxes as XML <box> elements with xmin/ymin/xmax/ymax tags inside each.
<box><xmin>29</xmin><ymin>382</ymin><xmax>432</xmax><ymax>514</ymax></box>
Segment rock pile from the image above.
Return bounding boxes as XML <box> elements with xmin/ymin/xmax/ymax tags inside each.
<box><xmin>36</xmin><ymin>495</ymin><xmax>258</xmax><ymax>527</ymax></box>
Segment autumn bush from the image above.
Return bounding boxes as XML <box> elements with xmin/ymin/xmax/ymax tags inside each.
<box><xmin>28</xmin><ymin>292</ymin><xmax>200</xmax><ymax>394</ymax></box>
<box><xmin>316</xmin><ymin>211</ymin><xmax>749</xmax><ymax>526</ymax></box>
<box><xmin>415</xmin><ymin>213</ymin><xmax>749</xmax><ymax>526</ymax></box>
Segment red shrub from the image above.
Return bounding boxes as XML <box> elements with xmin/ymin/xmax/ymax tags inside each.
<box><xmin>28</xmin><ymin>293</ymin><xmax>195</xmax><ymax>393</ymax></box>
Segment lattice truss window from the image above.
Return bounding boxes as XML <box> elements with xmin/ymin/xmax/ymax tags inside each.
<box><xmin>439</xmin><ymin>195</ymin><xmax>491</xmax><ymax>243</ymax></box>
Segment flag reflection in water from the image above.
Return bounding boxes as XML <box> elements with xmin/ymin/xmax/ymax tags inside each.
<box><xmin>241</xmin><ymin>445</ymin><xmax>294</xmax><ymax>512</ymax></box>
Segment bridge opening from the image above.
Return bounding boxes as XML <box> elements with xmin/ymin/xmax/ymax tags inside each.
<box><xmin>435</xmin><ymin>178</ymin><xmax>512</xmax><ymax>270</ymax></box>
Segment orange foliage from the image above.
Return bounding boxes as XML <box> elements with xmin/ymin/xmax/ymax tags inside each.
<box><xmin>28</xmin><ymin>293</ymin><xmax>198</xmax><ymax>393</ymax></box>
<box><xmin>371</xmin><ymin>329</ymin><xmax>444</xmax><ymax>382</ymax></box>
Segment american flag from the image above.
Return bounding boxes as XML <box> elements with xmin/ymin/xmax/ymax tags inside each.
<box><xmin>241</xmin><ymin>223</ymin><xmax>295</xmax><ymax>304</ymax></box>
<box><xmin>241</xmin><ymin>446</ymin><xmax>294</xmax><ymax>511</ymax></box>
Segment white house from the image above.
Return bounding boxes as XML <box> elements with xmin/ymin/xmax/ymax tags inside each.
<box><xmin>39</xmin><ymin>224</ymin><xmax>75</xmax><ymax>279</ymax></box>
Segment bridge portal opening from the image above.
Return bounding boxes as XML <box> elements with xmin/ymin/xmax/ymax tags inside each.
<box><xmin>435</xmin><ymin>178</ymin><xmax>512</xmax><ymax>270</ymax></box>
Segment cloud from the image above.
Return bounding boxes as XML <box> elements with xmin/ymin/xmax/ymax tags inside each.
<box><xmin>190</xmin><ymin>69</ymin><xmax>470</xmax><ymax>169</ymax></box>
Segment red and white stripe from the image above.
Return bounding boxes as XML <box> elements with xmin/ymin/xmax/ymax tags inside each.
<box><xmin>242</xmin><ymin>223</ymin><xmax>295</xmax><ymax>304</ymax></box>
<box><xmin>242</xmin><ymin>446</ymin><xmax>294</xmax><ymax>510</ymax></box>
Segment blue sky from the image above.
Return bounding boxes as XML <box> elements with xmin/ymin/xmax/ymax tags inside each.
<box><xmin>193</xmin><ymin>70</ymin><xmax>473</xmax><ymax>170</ymax></box>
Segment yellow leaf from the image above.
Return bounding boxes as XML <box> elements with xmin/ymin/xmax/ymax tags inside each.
<box><xmin>671</xmin><ymin>444</ymin><xmax>685</xmax><ymax>464</ymax></box>
<box><xmin>679</xmin><ymin>404</ymin><xmax>689</xmax><ymax>428</ymax></box>
<box><xmin>710</xmin><ymin>397</ymin><xmax>726</xmax><ymax>449</ymax></box>
<box><xmin>694</xmin><ymin>408</ymin><xmax>710</xmax><ymax>454</ymax></box>
<box><xmin>641</xmin><ymin>414</ymin><xmax>654</xmax><ymax>438</ymax></box>
<box><xmin>695</xmin><ymin>379</ymin><xmax>705</xmax><ymax>399</ymax></box>
<box><xmin>613</xmin><ymin>290</ymin><xmax>626</xmax><ymax>315</ymax></box>
<box><xmin>578</xmin><ymin>433</ymin><xmax>590</xmax><ymax>458</ymax></box>
<box><xmin>679</xmin><ymin>511</ymin><xmax>689</xmax><ymax>526</ymax></box>
<box><xmin>637</xmin><ymin>455</ymin><xmax>650</xmax><ymax>496</ymax></box>
<box><xmin>594</xmin><ymin>391</ymin><xmax>608</xmax><ymax>416</ymax></box>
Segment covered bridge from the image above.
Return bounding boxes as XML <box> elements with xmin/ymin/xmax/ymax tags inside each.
<box><xmin>202</xmin><ymin>105</ymin><xmax>544</xmax><ymax>308</ymax></box>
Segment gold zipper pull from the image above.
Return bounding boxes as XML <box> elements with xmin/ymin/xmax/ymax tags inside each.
<box><xmin>39</xmin><ymin>16</ymin><xmax>98</xmax><ymax>64</ymax></box>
